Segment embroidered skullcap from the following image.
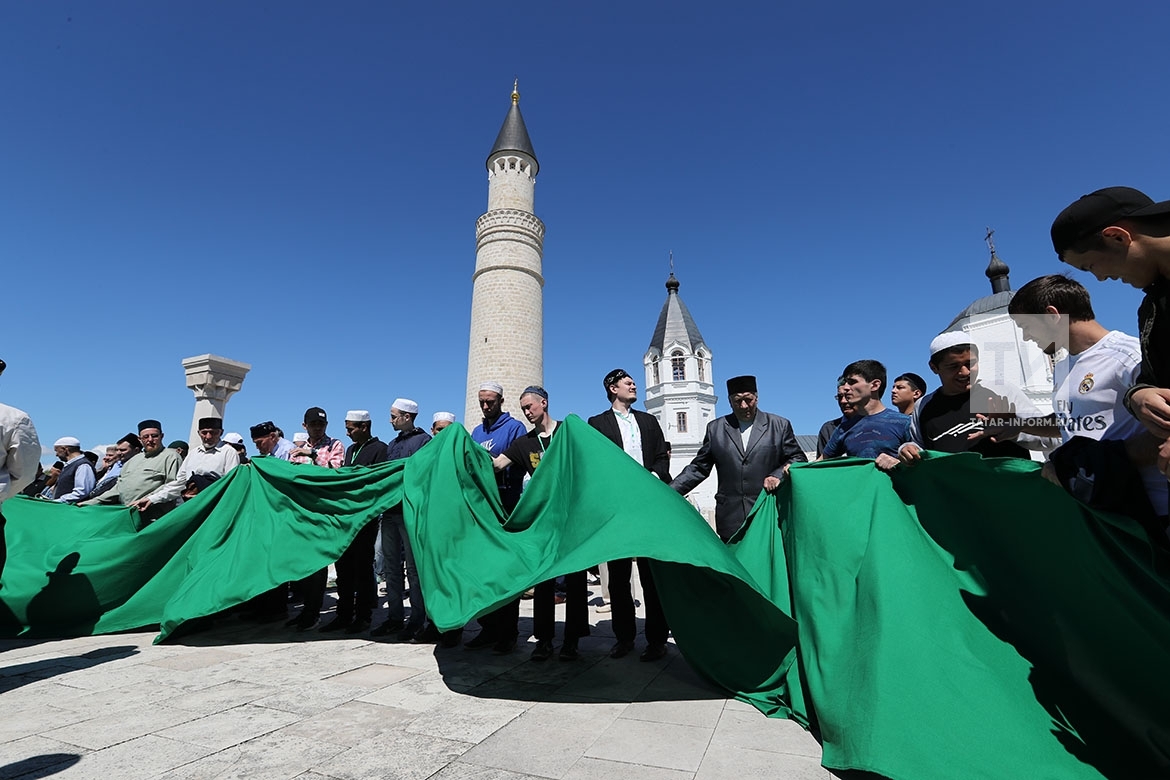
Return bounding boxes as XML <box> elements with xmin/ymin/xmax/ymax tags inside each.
<box><xmin>521</xmin><ymin>385</ymin><xmax>548</xmax><ymax>400</ymax></box>
<box><xmin>929</xmin><ymin>332</ymin><xmax>978</xmax><ymax>361</ymax></box>
<box><xmin>345</xmin><ymin>410</ymin><xmax>371</xmax><ymax>422</ymax></box>
<box><xmin>391</xmin><ymin>398</ymin><xmax>419</xmax><ymax>415</ymax></box>
<box><xmin>479</xmin><ymin>381</ymin><xmax>505</xmax><ymax>395</ymax></box>
<box><xmin>249</xmin><ymin>421</ymin><xmax>277</xmax><ymax>438</ymax></box>
<box><xmin>433</xmin><ymin>411</ymin><xmax>457</xmax><ymax>424</ymax></box>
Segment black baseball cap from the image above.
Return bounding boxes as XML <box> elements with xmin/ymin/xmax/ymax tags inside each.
<box><xmin>1051</xmin><ymin>187</ymin><xmax>1170</xmax><ymax>256</ymax></box>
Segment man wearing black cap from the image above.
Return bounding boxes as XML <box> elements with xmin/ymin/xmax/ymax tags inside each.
<box><xmin>250</xmin><ymin>422</ymin><xmax>294</xmax><ymax>460</ymax></box>
<box><xmin>890</xmin><ymin>373</ymin><xmax>927</xmax><ymax>416</ymax></box>
<box><xmin>132</xmin><ymin>417</ymin><xmax>239</xmax><ymax>513</ymax></box>
<box><xmin>493</xmin><ymin>386</ymin><xmax>591</xmax><ymax>662</ymax></box>
<box><xmin>83</xmin><ymin>420</ymin><xmax>182</xmax><ymax>526</ymax></box>
<box><xmin>1053</xmin><ymin>186</ymin><xmax>1170</xmax><ymax>474</ymax></box>
<box><xmin>587</xmin><ymin>369</ymin><xmax>672</xmax><ymax>662</ymax></box>
<box><xmin>671</xmin><ymin>375</ymin><xmax>806</xmax><ymax>542</ymax></box>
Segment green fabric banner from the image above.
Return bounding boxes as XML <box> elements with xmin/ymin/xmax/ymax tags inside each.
<box><xmin>2</xmin><ymin>416</ymin><xmax>1167</xmax><ymax>778</ymax></box>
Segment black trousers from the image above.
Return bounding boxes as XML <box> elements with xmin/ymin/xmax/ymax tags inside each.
<box><xmin>533</xmin><ymin>571</ymin><xmax>589</xmax><ymax>642</ymax></box>
<box><xmin>607</xmin><ymin>557</ymin><xmax>669</xmax><ymax>645</ymax></box>
<box><xmin>296</xmin><ymin>567</ymin><xmax>328</xmax><ymax>620</ymax></box>
<box><xmin>477</xmin><ymin>598</ymin><xmax>520</xmax><ymax>640</ymax></box>
<box><xmin>334</xmin><ymin>519</ymin><xmax>379</xmax><ymax>622</ymax></box>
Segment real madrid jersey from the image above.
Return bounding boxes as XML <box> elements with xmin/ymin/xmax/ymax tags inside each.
<box><xmin>1054</xmin><ymin>330</ymin><xmax>1168</xmax><ymax>514</ymax></box>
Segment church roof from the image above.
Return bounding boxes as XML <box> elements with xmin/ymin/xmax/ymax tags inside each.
<box><xmin>486</xmin><ymin>83</ymin><xmax>538</xmax><ymax>172</ymax></box>
<box><xmin>649</xmin><ymin>273</ymin><xmax>708</xmax><ymax>354</ymax></box>
<box><xmin>946</xmin><ymin>290</ymin><xmax>1015</xmax><ymax>330</ymax></box>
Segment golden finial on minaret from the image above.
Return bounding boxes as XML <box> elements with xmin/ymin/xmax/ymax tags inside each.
<box><xmin>512</xmin><ymin>78</ymin><xmax>520</xmax><ymax>105</ymax></box>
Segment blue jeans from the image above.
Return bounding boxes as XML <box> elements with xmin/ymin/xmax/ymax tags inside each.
<box><xmin>380</xmin><ymin>513</ymin><xmax>424</xmax><ymax>628</ymax></box>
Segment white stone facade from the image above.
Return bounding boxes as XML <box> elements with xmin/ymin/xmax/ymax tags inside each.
<box><xmin>464</xmin><ymin>148</ymin><xmax>545</xmax><ymax>426</ymax></box>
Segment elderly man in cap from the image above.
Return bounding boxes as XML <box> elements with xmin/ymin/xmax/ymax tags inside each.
<box><xmin>83</xmin><ymin>420</ymin><xmax>182</xmax><ymax>525</ymax></box>
<box><xmin>899</xmin><ymin>333</ymin><xmax>1053</xmax><ymax>464</ymax></box>
<box><xmin>50</xmin><ymin>436</ymin><xmax>96</xmax><ymax>504</ymax></box>
<box><xmin>465</xmin><ymin>381</ymin><xmax>529</xmax><ymax>654</ymax></box>
<box><xmin>372</xmin><ymin>398</ymin><xmax>433</xmax><ymax>642</ymax></box>
<box><xmin>493</xmin><ymin>386</ymin><xmax>591</xmax><ymax>662</ymax></box>
<box><xmin>672</xmin><ymin>376</ymin><xmax>806</xmax><ymax>542</ymax></box>
<box><xmin>131</xmin><ymin>417</ymin><xmax>240</xmax><ymax>513</ymax></box>
<box><xmin>1</xmin><ymin>358</ymin><xmax>41</xmax><ymax>579</ymax></box>
<box><xmin>1052</xmin><ymin>186</ymin><xmax>1170</xmax><ymax>474</ymax></box>
<box><xmin>318</xmin><ymin>410</ymin><xmax>390</xmax><ymax>634</ymax></box>
<box><xmin>250</xmin><ymin>421</ymin><xmax>294</xmax><ymax>460</ymax></box>
<box><xmin>587</xmin><ymin>368</ymin><xmax>672</xmax><ymax>662</ymax></box>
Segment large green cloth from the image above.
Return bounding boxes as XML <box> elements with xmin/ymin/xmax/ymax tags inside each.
<box><xmin>2</xmin><ymin>416</ymin><xmax>1168</xmax><ymax>778</ymax></box>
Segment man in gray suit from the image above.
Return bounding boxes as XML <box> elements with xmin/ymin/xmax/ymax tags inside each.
<box><xmin>671</xmin><ymin>375</ymin><xmax>806</xmax><ymax>542</ymax></box>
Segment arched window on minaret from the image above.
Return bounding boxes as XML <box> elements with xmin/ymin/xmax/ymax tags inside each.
<box><xmin>671</xmin><ymin>350</ymin><xmax>686</xmax><ymax>381</ymax></box>
<box><xmin>652</xmin><ymin>355</ymin><xmax>660</xmax><ymax>385</ymax></box>
<box><xmin>697</xmin><ymin>350</ymin><xmax>706</xmax><ymax>382</ymax></box>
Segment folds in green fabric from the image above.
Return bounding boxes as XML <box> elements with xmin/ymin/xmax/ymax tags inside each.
<box><xmin>2</xmin><ymin>416</ymin><xmax>1168</xmax><ymax>779</ymax></box>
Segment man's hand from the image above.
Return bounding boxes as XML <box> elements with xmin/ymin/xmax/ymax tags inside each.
<box><xmin>1130</xmin><ymin>387</ymin><xmax>1170</xmax><ymax>437</ymax></box>
<box><xmin>130</xmin><ymin>497</ymin><xmax>152</xmax><ymax>512</ymax></box>
<box><xmin>1157</xmin><ymin>438</ymin><xmax>1170</xmax><ymax>476</ymax></box>
<box><xmin>763</xmin><ymin>475</ymin><xmax>781</xmax><ymax>492</ymax></box>
<box><xmin>875</xmin><ymin>453</ymin><xmax>900</xmax><ymax>472</ymax></box>
<box><xmin>1040</xmin><ymin>461</ymin><xmax>1061</xmax><ymax>486</ymax></box>
<box><xmin>899</xmin><ymin>443</ymin><xmax>924</xmax><ymax>464</ymax></box>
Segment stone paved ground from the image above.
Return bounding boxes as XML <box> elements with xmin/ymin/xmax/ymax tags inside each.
<box><xmin>0</xmin><ymin>592</ymin><xmax>831</xmax><ymax>780</ymax></box>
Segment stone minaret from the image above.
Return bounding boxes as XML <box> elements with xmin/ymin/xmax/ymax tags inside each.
<box><xmin>644</xmin><ymin>269</ymin><xmax>717</xmax><ymax>520</ymax></box>
<box><xmin>464</xmin><ymin>82</ymin><xmax>545</xmax><ymax>427</ymax></box>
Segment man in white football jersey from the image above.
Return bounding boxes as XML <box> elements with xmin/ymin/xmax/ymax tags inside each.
<box><xmin>1009</xmin><ymin>274</ymin><xmax>1167</xmax><ymax>522</ymax></box>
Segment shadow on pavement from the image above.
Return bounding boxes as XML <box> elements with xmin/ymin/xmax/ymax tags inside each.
<box><xmin>0</xmin><ymin>753</ymin><xmax>81</xmax><ymax>779</ymax></box>
<box><xmin>0</xmin><ymin>645</ymin><xmax>138</xmax><ymax>695</ymax></box>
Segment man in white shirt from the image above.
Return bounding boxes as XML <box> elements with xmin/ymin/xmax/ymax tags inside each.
<box><xmin>1009</xmin><ymin>275</ymin><xmax>1167</xmax><ymax>522</ymax></box>
<box><xmin>0</xmin><ymin>358</ymin><xmax>41</xmax><ymax>581</ymax></box>
<box><xmin>132</xmin><ymin>417</ymin><xmax>240</xmax><ymax>513</ymax></box>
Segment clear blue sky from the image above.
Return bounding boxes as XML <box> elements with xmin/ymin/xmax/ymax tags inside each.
<box><xmin>3</xmin><ymin>2</ymin><xmax>1169</xmax><ymax>460</ymax></box>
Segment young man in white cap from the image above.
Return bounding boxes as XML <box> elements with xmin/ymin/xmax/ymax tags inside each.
<box><xmin>467</xmin><ymin>381</ymin><xmax>528</xmax><ymax>654</ymax></box>
<box><xmin>899</xmin><ymin>333</ymin><xmax>1051</xmax><ymax>463</ymax></box>
<box><xmin>1</xmin><ymin>358</ymin><xmax>41</xmax><ymax>579</ymax></box>
<box><xmin>321</xmin><ymin>410</ymin><xmax>390</xmax><ymax>635</ymax></box>
<box><xmin>587</xmin><ymin>369</ymin><xmax>672</xmax><ymax>662</ymax></box>
<box><xmin>431</xmin><ymin>411</ymin><xmax>457</xmax><ymax>436</ymax></box>
<box><xmin>374</xmin><ymin>398</ymin><xmax>433</xmax><ymax>642</ymax></box>
<box><xmin>493</xmin><ymin>386</ymin><xmax>590</xmax><ymax>662</ymax></box>
<box><xmin>51</xmin><ymin>436</ymin><xmax>96</xmax><ymax>503</ymax></box>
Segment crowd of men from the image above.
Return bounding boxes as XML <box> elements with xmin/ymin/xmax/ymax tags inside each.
<box><xmin>2</xmin><ymin>185</ymin><xmax>1170</xmax><ymax>657</ymax></box>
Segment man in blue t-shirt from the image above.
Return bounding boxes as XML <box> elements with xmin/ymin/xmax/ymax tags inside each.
<box><xmin>820</xmin><ymin>359</ymin><xmax>910</xmax><ymax>472</ymax></box>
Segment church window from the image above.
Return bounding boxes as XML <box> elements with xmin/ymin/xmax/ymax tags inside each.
<box><xmin>698</xmin><ymin>356</ymin><xmax>706</xmax><ymax>382</ymax></box>
<box><xmin>652</xmin><ymin>356</ymin><xmax>660</xmax><ymax>384</ymax></box>
<box><xmin>671</xmin><ymin>350</ymin><xmax>686</xmax><ymax>381</ymax></box>
<box><xmin>676</xmin><ymin>412</ymin><xmax>688</xmax><ymax>433</ymax></box>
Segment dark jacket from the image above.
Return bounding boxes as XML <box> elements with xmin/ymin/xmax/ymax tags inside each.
<box><xmin>671</xmin><ymin>411</ymin><xmax>806</xmax><ymax>540</ymax></box>
<box><xmin>586</xmin><ymin>408</ymin><xmax>671</xmax><ymax>482</ymax></box>
<box><xmin>1124</xmin><ymin>276</ymin><xmax>1170</xmax><ymax>416</ymax></box>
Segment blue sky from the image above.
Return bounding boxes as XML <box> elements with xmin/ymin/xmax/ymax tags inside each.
<box><xmin>3</xmin><ymin>2</ymin><xmax>1169</xmax><ymax>460</ymax></box>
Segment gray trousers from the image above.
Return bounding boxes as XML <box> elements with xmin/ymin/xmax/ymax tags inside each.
<box><xmin>380</xmin><ymin>513</ymin><xmax>425</xmax><ymax>628</ymax></box>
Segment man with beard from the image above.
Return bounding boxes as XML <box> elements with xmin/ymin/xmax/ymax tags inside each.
<box><xmin>132</xmin><ymin>417</ymin><xmax>239</xmax><ymax>513</ymax></box>
<box><xmin>83</xmin><ymin>421</ymin><xmax>181</xmax><ymax>525</ymax></box>
<box><xmin>50</xmin><ymin>437</ymin><xmax>96</xmax><ymax>504</ymax></box>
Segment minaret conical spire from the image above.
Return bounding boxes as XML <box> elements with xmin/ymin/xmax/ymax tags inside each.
<box><xmin>487</xmin><ymin>80</ymin><xmax>538</xmax><ymax>172</ymax></box>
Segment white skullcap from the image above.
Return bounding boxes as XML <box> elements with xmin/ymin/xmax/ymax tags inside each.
<box><xmin>929</xmin><ymin>331</ymin><xmax>977</xmax><ymax>360</ymax></box>
<box><xmin>345</xmin><ymin>410</ymin><xmax>371</xmax><ymax>422</ymax></box>
<box><xmin>222</xmin><ymin>432</ymin><xmax>245</xmax><ymax>445</ymax></box>
<box><xmin>391</xmin><ymin>398</ymin><xmax>419</xmax><ymax>415</ymax></box>
<box><xmin>479</xmin><ymin>381</ymin><xmax>504</xmax><ymax>395</ymax></box>
<box><xmin>54</xmin><ymin>436</ymin><xmax>81</xmax><ymax>448</ymax></box>
<box><xmin>293</xmin><ymin>432</ymin><xmax>309</xmax><ymax>443</ymax></box>
<box><xmin>433</xmin><ymin>411</ymin><xmax>457</xmax><ymax>424</ymax></box>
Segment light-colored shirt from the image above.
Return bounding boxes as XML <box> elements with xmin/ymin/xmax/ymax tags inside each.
<box><xmin>0</xmin><ymin>402</ymin><xmax>40</xmax><ymax>507</ymax></box>
<box><xmin>54</xmin><ymin>454</ymin><xmax>96</xmax><ymax>503</ymax></box>
<box><xmin>611</xmin><ymin>409</ymin><xmax>642</xmax><ymax>461</ymax></box>
<box><xmin>146</xmin><ymin>441</ymin><xmax>241</xmax><ymax>505</ymax></box>
<box><xmin>83</xmin><ymin>447</ymin><xmax>183</xmax><ymax>506</ymax></box>
<box><xmin>738</xmin><ymin>419</ymin><xmax>753</xmax><ymax>449</ymax></box>
<box><xmin>267</xmin><ymin>437</ymin><xmax>294</xmax><ymax>461</ymax></box>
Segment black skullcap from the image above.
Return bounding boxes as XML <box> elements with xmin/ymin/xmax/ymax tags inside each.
<box><xmin>898</xmin><ymin>372</ymin><xmax>928</xmax><ymax>394</ymax></box>
<box><xmin>521</xmin><ymin>385</ymin><xmax>548</xmax><ymax>400</ymax></box>
<box><xmin>726</xmin><ymin>375</ymin><xmax>757</xmax><ymax>395</ymax></box>
<box><xmin>603</xmin><ymin>368</ymin><xmax>631</xmax><ymax>390</ymax></box>
<box><xmin>197</xmin><ymin>417</ymin><xmax>223</xmax><ymax>430</ymax></box>
<box><xmin>137</xmin><ymin>419</ymin><xmax>162</xmax><ymax>432</ymax></box>
<box><xmin>118</xmin><ymin>432</ymin><xmax>141</xmax><ymax>449</ymax></box>
<box><xmin>304</xmin><ymin>406</ymin><xmax>328</xmax><ymax>423</ymax></box>
<box><xmin>250</xmin><ymin>421</ymin><xmax>277</xmax><ymax>438</ymax></box>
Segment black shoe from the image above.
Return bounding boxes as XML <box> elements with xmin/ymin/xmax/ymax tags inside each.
<box><xmin>319</xmin><ymin>616</ymin><xmax>352</xmax><ymax>633</ymax></box>
<box><xmin>464</xmin><ymin>632</ymin><xmax>497</xmax><ymax>651</ymax></box>
<box><xmin>438</xmin><ymin>629</ymin><xmax>462</xmax><ymax>648</ymax></box>
<box><xmin>283</xmin><ymin>615</ymin><xmax>302</xmax><ymax>628</ymax></box>
<box><xmin>370</xmin><ymin>619</ymin><xmax>404</xmax><ymax>637</ymax></box>
<box><xmin>639</xmin><ymin>643</ymin><xmax>668</xmax><ymax>662</ymax></box>
<box><xmin>413</xmin><ymin>624</ymin><xmax>442</xmax><ymax>644</ymax></box>
<box><xmin>609</xmin><ymin>640</ymin><xmax>635</xmax><ymax>659</ymax></box>
<box><xmin>559</xmin><ymin>639</ymin><xmax>579</xmax><ymax>662</ymax></box>
<box><xmin>293</xmin><ymin>615</ymin><xmax>319</xmax><ymax>632</ymax></box>
<box><xmin>345</xmin><ymin>619</ymin><xmax>372</xmax><ymax>635</ymax></box>
<box><xmin>397</xmin><ymin>625</ymin><xmax>421</xmax><ymax>642</ymax></box>
<box><xmin>530</xmin><ymin>639</ymin><xmax>554</xmax><ymax>662</ymax></box>
<box><xmin>491</xmin><ymin>636</ymin><xmax>517</xmax><ymax>655</ymax></box>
